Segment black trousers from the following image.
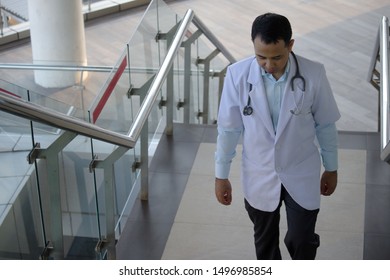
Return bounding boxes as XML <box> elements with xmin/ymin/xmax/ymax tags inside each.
<box><xmin>244</xmin><ymin>186</ymin><xmax>320</xmax><ymax>260</ymax></box>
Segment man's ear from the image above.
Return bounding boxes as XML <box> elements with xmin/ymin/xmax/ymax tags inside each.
<box><xmin>288</xmin><ymin>39</ymin><xmax>295</xmax><ymax>51</ymax></box>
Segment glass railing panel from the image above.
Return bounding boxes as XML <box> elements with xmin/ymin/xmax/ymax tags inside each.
<box><xmin>0</xmin><ymin>111</ymin><xmax>32</xmax><ymax>152</ymax></box>
<box><xmin>0</xmin><ymin>76</ymin><xmax>90</xmax><ymax>118</ymax></box>
<box><xmin>179</xmin><ymin>22</ymin><xmax>231</xmax><ymax>124</ymax></box>
<box><xmin>0</xmin><ymin>109</ymin><xmax>46</xmax><ymax>259</ymax></box>
<box><xmin>113</xmin><ymin>148</ymin><xmax>140</xmax><ymax>239</ymax></box>
<box><xmin>85</xmin><ymin>0</ymin><xmax>181</xmax><ymax>250</ymax></box>
<box><xmin>0</xmin><ymin>76</ymin><xmax>96</xmax><ymax>150</ymax></box>
<box><xmin>88</xmin><ymin>49</ymin><xmax>133</xmax><ymax>133</ymax></box>
<box><xmin>138</xmin><ymin>1</ymin><xmax>182</xmax><ymax>147</ymax></box>
<box><xmin>148</xmin><ymin>97</ymin><xmax>166</xmax><ymax>155</ymax></box>
<box><xmin>0</xmin><ymin>76</ymin><xmax>107</xmax><ymax>259</ymax></box>
<box><xmin>0</xmin><ymin>165</ymin><xmax>46</xmax><ymax>259</ymax></box>
<box><xmin>208</xmin><ymin>52</ymin><xmax>231</xmax><ymax>123</ymax></box>
<box><xmin>87</xmin><ymin>47</ymin><xmax>137</xmax><ymax>257</ymax></box>
<box><xmin>59</xmin><ymin>135</ymin><xmax>101</xmax><ymax>259</ymax></box>
<box><xmin>0</xmin><ymin>65</ymin><xmax>108</xmax><ymax>122</ymax></box>
<box><xmin>0</xmin><ymin>79</ymin><xmax>29</xmax><ymax>99</ymax></box>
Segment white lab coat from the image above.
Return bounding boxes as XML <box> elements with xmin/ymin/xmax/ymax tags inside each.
<box><xmin>217</xmin><ymin>53</ymin><xmax>340</xmax><ymax>211</ymax></box>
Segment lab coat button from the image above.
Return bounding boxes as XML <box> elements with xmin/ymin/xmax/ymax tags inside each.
<box><xmin>276</xmin><ymin>167</ymin><xmax>282</xmax><ymax>172</ymax></box>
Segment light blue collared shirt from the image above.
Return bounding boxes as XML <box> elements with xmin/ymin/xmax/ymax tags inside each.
<box><xmin>262</xmin><ymin>60</ymin><xmax>290</xmax><ymax>132</ymax></box>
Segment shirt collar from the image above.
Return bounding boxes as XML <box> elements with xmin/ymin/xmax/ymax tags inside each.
<box><xmin>261</xmin><ymin>58</ymin><xmax>290</xmax><ymax>83</ymax></box>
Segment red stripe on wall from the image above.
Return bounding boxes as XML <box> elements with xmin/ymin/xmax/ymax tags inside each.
<box><xmin>0</xmin><ymin>88</ymin><xmax>21</xmax><ymax>98</ymax></box>
<box><xmin>92</xmin><ymin>56</ymin><xmax>127</xmax><ymax>123</ymax></box>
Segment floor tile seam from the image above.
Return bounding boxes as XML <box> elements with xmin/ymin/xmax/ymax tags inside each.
<box><xmin>328</xmin><ymin>180</ymin><xmax>366</xmax><ymax>185</ymax></box>
<box><xmin>187</xmin><ymin>173</ymin><xmax>365</xmax><ymax>183</ymax></box>
<box><xmin>167</xmin><ymin>221</ymin><xmax>366</xmax><ymax>236</ymax></box>
<box><xmin>365</xmin><ymin>182</ymin><xmax>390</xmax><ymax>188</ymax></box>
<box><xmin>125</xmin><ymin>219</ymin><xmax>177</xmax><ymax>226</ymax></box>
<box><xmin>171</xmin><ymin>219</ymin><xmax>252</xmax><ymax>227</ymax></box>
<box><xmin>314</xmin><ymin>228</ymin><xmax>366</xmax><ymax>235</ymax></box>
<box><xmin>364</xmin><ymin>232</ymin><xmax>390</xmax><ymax>236</ymax></box>
<box><xmin>186</xmin><ymin>172</ymin><xmax>241</xmax><ymax>178</ymax></box>
<box><xmin>149</xmin><ymin>170</ymin><xmax>193</xmax><ymax>176</ymax></box>
<box><xmin>0</xmin><ymin>175</ymin><xmax>26</xmax><ymax>178</ymax></box>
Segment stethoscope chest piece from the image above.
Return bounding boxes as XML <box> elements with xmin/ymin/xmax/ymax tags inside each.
<box><xmin>243</xmin><ymin>83</ymin><xmax>254</xmax><ymax>116</ymax></box>
<box><xmin>243</xmin><ymin>103</ymin><xmax>253</xmax><ymax>116</ymax></box>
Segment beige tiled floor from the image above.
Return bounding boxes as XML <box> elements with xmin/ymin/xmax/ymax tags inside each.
<box><xmin>162</xmin><ymin>143</ymin><xmax>366</xmax><ymax>260</ymax></box>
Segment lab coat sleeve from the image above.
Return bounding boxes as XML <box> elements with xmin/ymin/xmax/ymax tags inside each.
<box><xmin>215</xmin><ymin>126</ymin><xmax>242</xmax><ymax>179</ymax></box>
<box><xmin>217</xmin><ymin>66</ymin><xmax>244</xmax><ymax>129</ymax></box>
<box><xmin>310</xmin><ymin>64</ymin><xmax>340</xmax><ymax>171</ymax></box>
<box><xmin>311</xmin><ymin>65</ymin><xmax>341</xmax><ymax>125</ymax></box>
<box><xmin>215</xmin><ymin>65</ymin><xmax>244</xmax><ymax>179</ymax></box>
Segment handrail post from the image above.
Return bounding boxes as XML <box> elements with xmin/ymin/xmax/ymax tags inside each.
<box><xmin>33</xmin><ymin>131</ymin><xmax>78</xmax><ymax>259</ymax></box>
<box><xmin>0</xmin><ymin>4</ymin><xmax>4</xmax><ymax>37</ymax></box>
<box><xmin>197</xmin><ymin>49</ymin><xmax>220</xmax><ymax>124</ymax></box>
<box><xmin>181</xmin><ymin>30</ymin><xmax>202</xmax><ymax>124</ymax></box>
<box><xmin>380</xmin><ymin>16</ymin><xmax>390</xmax><ymax>163</ymax></box>
<box><xmin>164</xmin><ymin>23</ymin><xmax>177</xmax><ymax>136</ymax></box>
<box><xmin>140</xmin><ymin>94</ymin><xmax>149</xmax><ymax>200</ymax></box>
<box><xmin>92</xmin><ymin>146</ymin><xmax>129</xmax><ymax>259</ymax></box>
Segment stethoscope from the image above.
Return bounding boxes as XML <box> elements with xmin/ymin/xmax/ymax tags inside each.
<box><xmin>243</xmin><ymin>52</ymin><xmax>306</xmax><ymax>116</ymax></box>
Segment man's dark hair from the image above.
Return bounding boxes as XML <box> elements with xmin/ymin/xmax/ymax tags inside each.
<box><xmin>251</xmin><ymin>13</ymin><xmax>292</xmax><ymax>45</ymax></box>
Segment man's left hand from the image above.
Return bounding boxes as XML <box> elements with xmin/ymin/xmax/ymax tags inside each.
<box><xmin>321</xmin><ymin>170</ymin><xmax>338</xmax><ymax>196</ymax></box>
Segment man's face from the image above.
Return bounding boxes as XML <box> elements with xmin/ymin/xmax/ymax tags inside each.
<box><xmin>253</xmin><ymin>36</ymin><xmax>294</xmax><ymax>80</ymax></box>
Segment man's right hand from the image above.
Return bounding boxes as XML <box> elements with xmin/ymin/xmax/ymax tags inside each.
<box><xmin>215</xmin><ymin>178</ymin><xmax>232</xmax><ymax>205</ymax></box>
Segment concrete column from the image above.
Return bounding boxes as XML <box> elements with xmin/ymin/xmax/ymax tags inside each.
<box><xmin>28</xmin><ymin>0</ymin><xmax>88</xmax><ymax>88</ymax></box>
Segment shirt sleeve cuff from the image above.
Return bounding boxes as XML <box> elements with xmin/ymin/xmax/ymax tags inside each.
<box><xmin>215</xmin><ymin>162</ymin><xmax>231</xmax><ymax>179</ymax></box>
<box><xmin>322</xmin><ymin>149</ymin><xmax>338</xmax><ymax>171</ymax></box>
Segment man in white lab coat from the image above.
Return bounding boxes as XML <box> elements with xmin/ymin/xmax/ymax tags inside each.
<box><xmin>214</xmin><ymin>13</ymin><xmax>340</xmax><ymax>259</ymax></box>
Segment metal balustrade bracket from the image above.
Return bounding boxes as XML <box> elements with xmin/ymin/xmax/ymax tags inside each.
<box><xmin>95</xmin><ymin>238</ymin><xmax>108</xmax><ymax>254</ymax></box>
<box><xmin>128</xmin><ymin>86</ymin><xmax>143</xmax><ymax>97</ymax></box>
<box><xmin>127</xmin><ymin>75</ymin><xmax>155</xmax><ymax>98</ymax></box>
<box><xmin>181</xmin><ymin>29</ymin><xmax>203</xmax><ymax>47</ymax></box>
<box><xmin>126</xmin><ymin>84</ymin><xmax>134</xmax><ymax>98</ymax></box>
<box><xmin>27</xmin><ymin>142</ymin><xmax>41</xmax><ymax>164</ymax></box>
<box><xmin>132</xmin><ymin>159</ymin><xmax>141</xmax><ymax>173</ymax></box>
<box><xmin>177</xmin><ymin>99</ymin><xmax>185</xmax><ymax>109</ymax></box>
<box><xmin>155</xmin><ymin>31</ymin><xmax>167</xmax><ymax>42</ymax></box>
<box><xmin>195</xmin><ymin>57</ymin><xmax>204</xmax><ymax>66</ymax></box>
<box><xmin>371</xmin><ymin>68</ymin><xmax>381</xmax><ymax>90</ymax></box>
<box><xmin>73</xmin><ymin>84</ymin><xmax>85</xmax><ymax>90</ymax></box>
<box><xmin>89</xmin><ymin>154</ymin><xmax>100</xmax><ymax>172</ymax></box>
<box><xmin>39</xmin><ymin>241</ymin><xmax>54</xmax><ymax>260</ymax></box>
<box><xmin>158</xmin><ymin>97</ymin><xmax>167</xmax><ymax>109</ymax></box>
<box><xmin>156</xmin><ymin>18</ymin><xmax>182</xmax><ymax>43</ymax></box>
<box><xmin>211</xmin><ymin>70</ymin><xmax>224</xmax><ymax>78</ymax></box>
<box><xmin>196</xmin><ymin>49</ymin><xmax>221</xmax><ymax>66</ymax></box>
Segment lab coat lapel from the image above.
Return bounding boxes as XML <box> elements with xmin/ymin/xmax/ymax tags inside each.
<box><xmin>276</xmin><ymin>54</ymin><xmax>296</xmax><ymax>140</ymax></box>
<box><xmin>247</xmin><ymin>59</ymin><xmax>275</xmax><ymax>137</ymax></box>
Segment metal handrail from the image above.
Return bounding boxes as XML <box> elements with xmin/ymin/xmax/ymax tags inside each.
<box><xmin>0</xmin><ymin>91</ymin><xmax>136</xmax><ymax>148</ymax></box>
<box><xmin>380</xmin><ymin>16</ymin><xmax>390</xmax><ymax>163</ymax></box>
